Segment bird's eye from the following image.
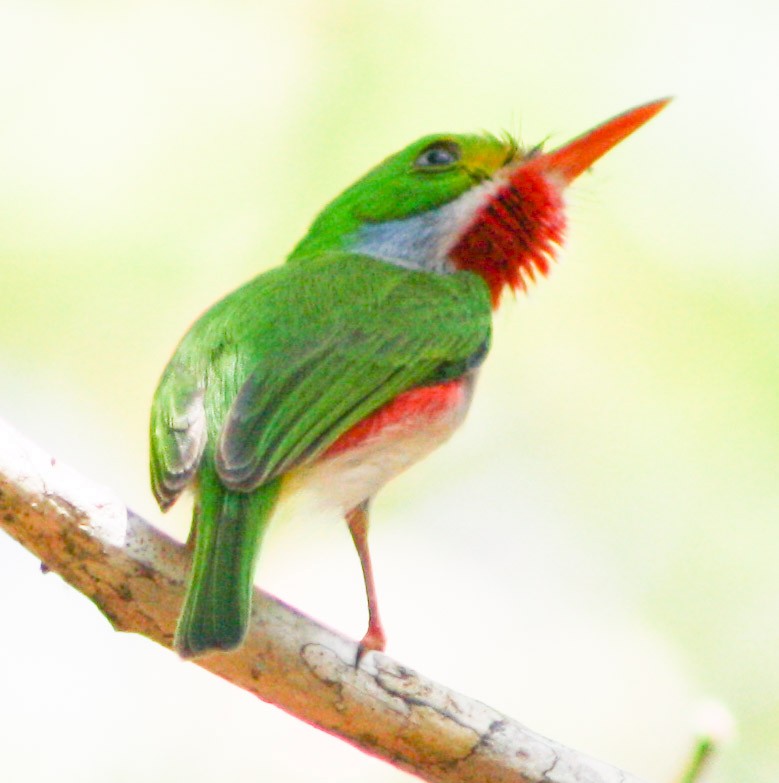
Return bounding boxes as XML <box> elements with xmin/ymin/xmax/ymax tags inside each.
<box><xmin>414</xmin><ymin>141</ymin><xmax>461</xmax><ymax>169</ymax></box>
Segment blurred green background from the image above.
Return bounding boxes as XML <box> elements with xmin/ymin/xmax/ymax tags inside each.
<box><xmin>1</xmin><ymin>1</ymin><xmax>777</xmax><ymax>781</ymax></box>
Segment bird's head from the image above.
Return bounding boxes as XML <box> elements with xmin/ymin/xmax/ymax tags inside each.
<box><xmin>290</xmin><ymin>99</ymin><xmax>669</xmax><ymax>307</ymax></box>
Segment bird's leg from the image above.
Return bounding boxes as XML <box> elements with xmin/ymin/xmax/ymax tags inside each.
<box><xmin>346</xmin><ymin>501</ymin><xmax>386</xmax><ymax>663</ymax></box>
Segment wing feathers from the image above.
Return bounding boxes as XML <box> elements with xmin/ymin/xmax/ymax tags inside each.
<box><xmin>150</xmin><ymin>380</ymin><xmax>207</xmax><ymax>509</ymax></box>
<box><xmin>150</xmin><ymin>254</ymin><xmax>492</xmax><ymax>502</ymax></box>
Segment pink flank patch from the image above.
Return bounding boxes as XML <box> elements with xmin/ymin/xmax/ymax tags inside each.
<box><xmin>324</xmin><ymin>378</ymin><xmax>466</xmax><ymax>457</ymax></box>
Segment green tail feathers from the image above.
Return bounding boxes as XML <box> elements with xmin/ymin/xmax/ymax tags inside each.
<box><xmin>175</xmin><ymin>470</ymin><xmax>281</xmax><ymax>658</ymax></box>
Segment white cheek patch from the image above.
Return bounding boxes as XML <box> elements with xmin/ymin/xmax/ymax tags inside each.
<box><xmin>349</xmin><ymin>175</ymin><xmax>506</xmax><ymax>274</ymax></box>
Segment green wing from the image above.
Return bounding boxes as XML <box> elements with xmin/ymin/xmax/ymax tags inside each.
<box><xmin>150</xmin><ymin>362</ymin><xmax>206</xmax><ymax>510</ymax></box>
<box><xmin>150</xmin><ymin>252</ymin><xmax>492</xmax><ymax>504</ymax></box>
<box><xmin>215</xmin><ymin>253</ymin><xmax>492</xmax><ymax>490</ymax></box>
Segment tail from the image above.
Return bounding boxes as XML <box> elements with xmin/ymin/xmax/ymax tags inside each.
<box><xmin>175</xmin><ymin>467</ymin><xmax>281</xmax><ymax>658</ymax></box>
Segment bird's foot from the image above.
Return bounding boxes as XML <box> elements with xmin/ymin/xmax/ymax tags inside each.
<box><xmin>355</xmin><ymin>625</ymin><xmax>386</xmax><ymax>666</ymax></box>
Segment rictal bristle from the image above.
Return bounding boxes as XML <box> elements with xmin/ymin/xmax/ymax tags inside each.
<box><xmin>450</xmin><ymin>166</ymin><xmax>566</xmax><ymax>307</ymax></box>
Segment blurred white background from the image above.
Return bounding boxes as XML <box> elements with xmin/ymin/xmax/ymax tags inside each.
<box><xmin>1</xmin><ymin>1</ymin><xmax>778</xmax><ymax>781</ymax></box>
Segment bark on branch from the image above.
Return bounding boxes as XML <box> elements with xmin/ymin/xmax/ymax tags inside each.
<box><xmin>0</xmin><ymin>416</ymin><xmax>646</xmax><ymax>783</ymax></box>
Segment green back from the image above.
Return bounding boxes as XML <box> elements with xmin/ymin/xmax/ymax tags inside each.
<box><xmin>150</xmin><ymin>251</ymin><xmax>492</xmax><ymax>504</ymax></box>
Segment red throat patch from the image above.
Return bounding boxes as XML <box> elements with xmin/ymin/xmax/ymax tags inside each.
<box><xmin>449</xmin><ymin>165</ymin><xmax>566</xmax><ymax>308</ymax></box>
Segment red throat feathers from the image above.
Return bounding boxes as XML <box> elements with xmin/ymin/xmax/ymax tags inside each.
<box><xmin>450</xmin><ymin>164</ymin><xmax>566</xmax><ymax>307</ymax></box>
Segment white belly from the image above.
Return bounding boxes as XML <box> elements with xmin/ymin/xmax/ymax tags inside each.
<box><xmin>278</xmin><ymin>375</ymin><xmax>476</xmax><ymax>517</ymax></box>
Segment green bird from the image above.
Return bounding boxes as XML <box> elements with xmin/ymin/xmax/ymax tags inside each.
<box><xmin>150</xmin><ymin>98</ymin><xmax>668</xmax><ymax>659</ymax></box>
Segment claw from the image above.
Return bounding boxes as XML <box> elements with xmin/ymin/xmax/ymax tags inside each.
<box><xmin>355</xmin><ymin>623</ymin><xmax>386</xmax><ymax>665</ymax></box>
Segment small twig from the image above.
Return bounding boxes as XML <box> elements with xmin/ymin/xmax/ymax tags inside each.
<box><xmin>677</xmin><ymin>738</ymin><xmax>715</xmax><ymax>783</ymax></box>
<box><xmin>0</xmin><ymin>415</ymin><xmax>648</xmax><ymax>783</ymax></box>
<box><xmin>675</xmin><ymin>700</ymin><xmax>734</xmax><ymax>783</ymax></box>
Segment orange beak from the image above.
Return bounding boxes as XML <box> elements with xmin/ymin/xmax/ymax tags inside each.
<box><xmin>534</xmin><ymin>97</ymin><xmax>671</xmax><ymax>183</ymax></box>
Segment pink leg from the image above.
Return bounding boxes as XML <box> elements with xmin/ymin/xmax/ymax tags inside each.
<box><xmin>346</xmin><ymin>503</ymin><xmax>386</xmax><ymax>663</ymax></box>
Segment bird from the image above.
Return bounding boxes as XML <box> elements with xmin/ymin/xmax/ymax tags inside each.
<box><xmin>150</xmin><ymin>98</ymin><xmax>669</xmax><ymax>660</ymax></box>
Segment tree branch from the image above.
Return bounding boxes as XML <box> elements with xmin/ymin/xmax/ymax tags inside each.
<box><xmin>0</xmin><ymin>416</ymin><xmax>647</xmax><ymax>783</ymax></box>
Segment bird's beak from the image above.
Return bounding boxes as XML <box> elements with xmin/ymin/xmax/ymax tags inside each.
<box><xmin>531</xmin><ymin>97</ymin><xmax>671</xmax><ymax>184</ymax></box>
